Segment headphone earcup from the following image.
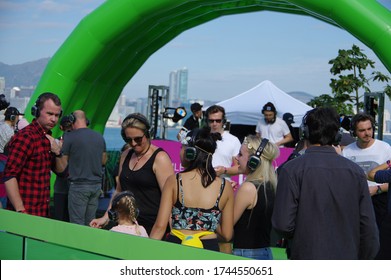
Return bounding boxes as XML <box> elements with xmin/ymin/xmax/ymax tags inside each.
<box><xmin>300</xmin><ymin>123</ymin><xmax>309</xmax><ymax>140</ymax></box>
<box><xmin>10</xmin><ymin>115</ymin><xmax>16</xmax><ymax>122</ymax></box>
<box><xmin>247</xmin><ymin>155</ymin><xmax>261</xmax><ymax>171</ymax></box>
<box><xmin>31</xmin><ymin>104</ymin><xmax>39</xmax><ymax>118</ymax></box>
<box><xmin>184</xmin><ymin>147</ymin><xmax>197</xmax><ymax>161</ymax></box>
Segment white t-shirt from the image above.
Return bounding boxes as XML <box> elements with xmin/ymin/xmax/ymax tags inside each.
<box><xmin>342</xmin><ymin>139</ymin><xmax>391</xmax><ymax>186</ymax></box>
<box><xmin>0</xmin><ymin>121</ymin><xmax>14</xmax><ymax>153</ymax></box>
<box><xmin>212</xmin><ymin>131</ymin><xmax>241</xmax><ymax>169</ymax></box>
<box><xmin>255</xmin><ymin>117</ymin><xmax>290</xmax><ymax>146</ymax></box>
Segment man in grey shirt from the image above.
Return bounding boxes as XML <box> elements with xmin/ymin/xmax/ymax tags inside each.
<box><xmin>60</xmin><ymin>110</ymin><xmax>107</xmax><ymax>225</ymax></box>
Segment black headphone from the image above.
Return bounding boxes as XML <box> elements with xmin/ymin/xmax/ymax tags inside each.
<box><xmin>108</xmin><ymin>191</ymin><xmax>139</xmax><ymax>222</ymax></box>
<box><xmin>300</xmin><ymin>114</ymin><xmax>343</xmax><ymax>145</ymax></box>
<box><xmin>262</xmin><ymin>102</ymin><xmax>277</xmax><ymax>124</ymax></box>
<box><xmin>68</xmin><ymin>112</ymin><xmax>90</xmax><ymax>126</ymax></box>
<box><xmin>121</xmin><ymin>113</ymin><xmax>153</xmax><ymax>142</ymax></box>
<box><xmin>247</xmin><ymin>138</ymin><xmax>269</xmax><ymax>171</ymax></box>
<box><xmin>31</xmin><ymin>93</ymin><xmax>63</xmax><ymax>118</ymax></box>
<box><xmin>183</xmin><ymin>128</ymin><xmax>199</xmax><ymax>161</ymax></box>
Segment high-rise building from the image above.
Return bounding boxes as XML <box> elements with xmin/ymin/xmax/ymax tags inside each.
<box><xmin>0</xmin><ymin>77</ymin><xmax>5</xmax><ymax>95</ymax></box>
<box><xmin>169</xmin><ymin>68</ymin><xmax>188</xmax><ymax>107</ymax></box>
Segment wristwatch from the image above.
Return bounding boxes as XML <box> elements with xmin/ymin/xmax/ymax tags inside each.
<box><xmin>376</xmin><ymin>185</ymin><xmax>383</xmax><ymax>195</ymax></box>
<box><xmin>55</xmin><ymin>151</ymin><xmax>63</xmax><ymax>158</ymax></box>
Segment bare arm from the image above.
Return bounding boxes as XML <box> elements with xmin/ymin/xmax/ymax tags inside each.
<box><xmin>153</xmin><ymin>150</ymin><xmax>175</xmax><ymax>192</ymax></box>
<box><xmin>276</xmin><ymin>133</ymin><xmax>294</xmax><ymax>147</ymax></box>
<box><xmin>4</xmin><ymin>178</ymin><xmax>25</xmax><ymax>212</ymax></box>
<box><xmin>150</xmin><ymin>174</ymin><xmax>176</xmax><ymax>239</ymax></box>
<box><xmin>216</xmin><ymin>180</ymin><xmax>234</xmax><ymax>242</ymax></box>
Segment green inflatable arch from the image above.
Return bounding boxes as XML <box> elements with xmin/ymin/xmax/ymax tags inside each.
<box><xmin>29</xmin><ymin>0</ymin><xmax>391</xmax><ymax>135</ymax></box>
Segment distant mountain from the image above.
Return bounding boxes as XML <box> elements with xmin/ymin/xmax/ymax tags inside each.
<box><xmin>287</xmin><ymin>91</ymin><xmax>315</xmax><ymax>105</ymax></box>
<box><xmin>0</xmin><ymin>58</ymin><xmax>50</xmax><ymax>87</ymax></box>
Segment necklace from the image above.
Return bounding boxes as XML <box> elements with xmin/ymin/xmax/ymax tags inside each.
<box><xmin>132</xmin><ymin>144</ymin><xmax>151</xmax><ymax>170</ymax></box>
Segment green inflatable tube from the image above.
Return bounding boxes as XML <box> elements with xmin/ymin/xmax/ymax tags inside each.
<box><xmin>28</xmin><ymin>0</ymin><xmax>391</xmax><ymax>136</ymax></box>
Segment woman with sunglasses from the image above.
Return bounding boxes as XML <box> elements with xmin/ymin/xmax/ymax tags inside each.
<box><xmin>90</xmin><ymin>113</ymin><xmax>174</xmax><ymax>235</ymax></box>
<box><xmin>150</xmin><ymin>127</ymin><xmax>234</xmax><ymax>251</ymax></box>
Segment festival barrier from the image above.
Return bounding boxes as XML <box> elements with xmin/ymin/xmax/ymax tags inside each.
<box><xmin>0</xmin><ymin>209</ymin><xmax>287</xmax><ymax>260</ymax></box>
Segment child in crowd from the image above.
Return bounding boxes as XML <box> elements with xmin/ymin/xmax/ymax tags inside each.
<box><xmin>108</xmin><ymin>191</ymin><xmax>148</xmax><ymax>237</ymax></box>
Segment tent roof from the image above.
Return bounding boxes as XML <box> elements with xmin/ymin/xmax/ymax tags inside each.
<box><xmin>217</xmin><ymin>80</ymin><xmax>313</xmax><ymax>126</ymax></box>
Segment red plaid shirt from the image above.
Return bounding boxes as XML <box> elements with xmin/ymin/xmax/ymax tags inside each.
<box><xmin>3</xmin><ymin>120</ymin><xmax>55</xmax><ymax>217</ymax></box>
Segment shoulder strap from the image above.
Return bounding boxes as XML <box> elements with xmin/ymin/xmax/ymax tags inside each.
<box><xmin>214</xmin><ymin>178</ymin><xmax>226</xmax><ymax>207</ymax></box>
<box><xmin>176</xmin><ymin>173</ymin><xmax>185</xmax><ymax>205</ymax></box>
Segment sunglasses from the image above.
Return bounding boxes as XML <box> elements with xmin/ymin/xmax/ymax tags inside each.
<box><xmin>125</xmin><ymin>134</ymin><xmax>145</xmax><ymax>144</ymax></box>
<box><xmin>208</xmin><ymin>119</ymin><xmax>222</xmax><ymax>123</ymax></box>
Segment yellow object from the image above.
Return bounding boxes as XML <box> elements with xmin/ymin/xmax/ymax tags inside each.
<box><xmin>171</xmin><ymin>229</ymin><xmax>214</xmax><ymax>248</ymax></box>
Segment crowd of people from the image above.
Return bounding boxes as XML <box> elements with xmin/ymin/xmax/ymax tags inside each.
<box><xmin>1</xmin><ymin>94</ymin><xmax>389</xmax><ymax>260</ymax></box>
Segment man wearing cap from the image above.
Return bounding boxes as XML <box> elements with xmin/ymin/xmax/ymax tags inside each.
<box><xmin>0</xmin><ymin>107</ymin><xmax>24</xmax><ymax>154</ymax></box>
<box><xmin>282</xmin><ymin>112</ymin><xmax>299</xmax><ymax>148</ymax></box>
<box><xmin>177</xmin><ymin>102</ymin><xmax>203</xmax><ymax>140</ymax></box>
<box><xmin>0</xmin><ymin>107</ymin><xmax>24</xmax><ymax>208</ymax></box>
<box><xmin>256</xmin><ymin>102</ymin><xmax>293</xmax><ymax>147</ymax></box>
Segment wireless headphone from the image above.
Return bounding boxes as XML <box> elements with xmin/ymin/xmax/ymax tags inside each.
<box><xmin>68</xmin><ymin>112</ymin><xmax>90</xmax><ymax>126</ymax></box>
<box><xmin>247</xmin><ymin>138</ymin><xmax>269</xmax><ymax>171</ymax></box>
<box><xmin>108</xmin><ymin>191</ymin><xmax>139</xmax><ymax>222</ymax></box>
<box><xmin>300</xmin><ymin>112</ymin><xmax>343</xmax><ymax>145</ymax></box>
<box><xmin>121</xmin><ymin>113</ymin><xmax>153</xmax><ymax>142</ymax></box>
<box><xmin>31</xmin><ymin>93</ymin><xmax>63</xmax><ymax>118</ymax></box>
<box><xmin>183</xmin><ymin>128</ymin><xmax>199</xmax><ymax>161</ymax></box>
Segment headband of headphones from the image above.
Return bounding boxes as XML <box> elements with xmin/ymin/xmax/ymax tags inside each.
<box><xmin>121</xmin><ymin>113</ymin><xmax>153</xmax><ymax>141</ymax></box>
<box><xmin>247</xmin><ymin>138</ymin><xmax>269</xmax><ymax>171</ymax></box>
<box><xmin>108</xmin><ymin>191</ymin><xmax>139</xmax><ymax>221</ymax></box>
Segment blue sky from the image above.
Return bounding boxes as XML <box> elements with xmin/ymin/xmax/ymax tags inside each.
<box><xmin>1</xmin><ymin>0</ymin><xmax>390</xmax><ymax>102</ymax></box>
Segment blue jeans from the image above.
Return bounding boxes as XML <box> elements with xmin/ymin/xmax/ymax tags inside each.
<box><xmin>68</xmin><ymin>182</ymin><xmax>101</xmax><ymax>226</ymax></box>
<box><xmin>233</xmin><ymin>247</ymin><xmax>273</xmax><ymax>260</ymax></box>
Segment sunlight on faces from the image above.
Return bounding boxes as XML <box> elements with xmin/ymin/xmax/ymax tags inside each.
<box><xmin>124</xmin><ymin>127</ymin><xmax>147</xmax><ymax>151</ymax></box>
<box><xmin>207</xmin><ymin>111</ymin><xmax>224</xmax><ymax>133</ymax></box>
<box><xmin>37</xmin><ymin>99</ymin><xmax>62</xmax><ymax>131</ymax></box>
<box><xmin>236</xmin><ymin>143</ymin><xmax>251</xmax><ymax>174</ymax></box>
<box><xmin>355</xmin><ymin>120</ymin><xmax>374</xmax><ymax>144</ymax></box>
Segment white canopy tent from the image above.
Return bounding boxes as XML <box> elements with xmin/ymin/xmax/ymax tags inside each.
<box><xmin>217</xmin><ymin>80</ymin><xmax>313</xmax><ymax>127</ymax></box>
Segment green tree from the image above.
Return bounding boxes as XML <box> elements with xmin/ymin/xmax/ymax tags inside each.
<box><xmin>308</xmin><ymin>44</ymin><xmax>391</xmax><ymax>114</ymax></box>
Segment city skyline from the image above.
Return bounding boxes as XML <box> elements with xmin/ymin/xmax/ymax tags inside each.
<box><xmin>0</xmin><ymin>1</ymin><xmax>390</xmax><ymax>103</ymax></box>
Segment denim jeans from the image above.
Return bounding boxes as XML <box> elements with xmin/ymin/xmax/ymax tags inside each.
<box><xmin>233</xmin><ymin>247</ymin><xmax>273</xmax><ymax>260</ymax></box>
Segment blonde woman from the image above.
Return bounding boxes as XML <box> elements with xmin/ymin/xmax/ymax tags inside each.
<box><xmin>233</xmin><ymin>135</ymin><xmax>279</xmax><ymax>259</ymax></box>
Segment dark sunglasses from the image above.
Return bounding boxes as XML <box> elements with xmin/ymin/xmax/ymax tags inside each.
<box><xmin>208</xmin><ymin>119</ymin><xmax>222</xmax><ymax>123</ymax></box>
<box><xmin>125</xmin><ymin>134</ymin><xmax>145</xmax><ymax>144</ymax></box>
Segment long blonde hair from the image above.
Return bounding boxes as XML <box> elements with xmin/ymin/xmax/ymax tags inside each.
<box><xmin>243</xmin><ymin>135</ymin><xmax>279</xmax><ymax>191</ymax></box>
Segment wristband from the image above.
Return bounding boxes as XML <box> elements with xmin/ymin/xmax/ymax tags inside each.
<box><xmin>17</xmin><ymin>210</ymin><xmax>27</xmax><ymax>213</ymax></box>
<box><xmin>376</xmin><ymin>185</ymin><xmax>383</xmax><ymax>195</ymax></box>
<box><xmin>55</xmin><ymin>151</ymin><xmax>63</xmax><ymax>158</ymax></box>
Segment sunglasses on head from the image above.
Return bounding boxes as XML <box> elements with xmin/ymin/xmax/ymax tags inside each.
<box><xmin>125</xmin><ymin>134</ymin><xmax>145</xmax><ymax>144</ymax></box>
<box><xmin>208</xmin><ymin>119</ymin><xmax>222</xmax><ymax>123</ymax></box>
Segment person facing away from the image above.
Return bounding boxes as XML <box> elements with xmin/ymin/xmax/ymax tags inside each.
<box><xmin>282</xmin><ymin>112</ymin><xmax>299</xmax><ymax>148</ymax></box>
<box><xmin>176</xmin><ymin>102</ymin><xmax>203</xmax><ymax>141</ymax></box>
<box><xmin>342</xmin><ymin>112</ymin><xmax>391</xmax><ymax>259</ymax></box>
<box><xmin>53</xmin><ymin>110</ymin><xmax>107</xmax><ymax>225</ymax></box>
<box><xmin>90</xmin><ymin>113</ymin><xmax>174</xmax><ymax>235</ymax></box>
<box><xmin>4</xmin><ymin>92</ymin><xmax>63</xmax><ymax>216</ymax></box>
<box><xmin>368</xmin><ymin>162</ymin><xmax>391</xmax><ymax>259</ymax></box>
<box><xmin>256</xmin><ymin>102</ymin><xmax>293</xmax><ymax>147</ymax></box>
<box><xmin>272</xmin><ymin>107</ymin><xmax>379</xmax><ymax>260</ymax></box>
<box><xmin>109</xmin><ymin>191</ymin><xmax>148</xmax><ymax>237</ymax></box>
<box><xmin>52</xmin><ymin>115</ymin><xmax>73</xmax><ymax>222</ymax></box>
<box><xmin>233</xmin><ymin>135</ymin><xmax>279</xmax><ymax>260</ymax></box>
<box><xmin>150</xmin><ymin>127</ymin><xmax>234</xmax><ymax>251</ymax></box>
